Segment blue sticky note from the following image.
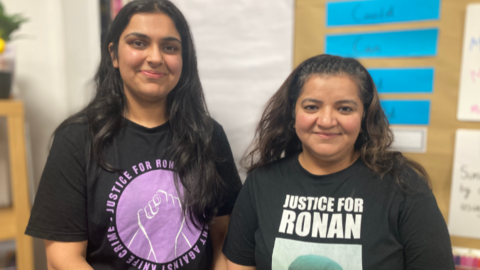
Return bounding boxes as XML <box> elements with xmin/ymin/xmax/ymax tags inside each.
<box><xmin>325</xmin><ymin>28</ymin><xmax>439</xmax><ymax>58</ymax></box>
<box><xmin>368</xmin><ymin>68</ymin><xmax>435</xmax><ymax>94</ymax></box>
<box><xmin>380</xmin><ymin>100</ymin><xmax>430</xmax><ymax>125</ymax></box>
<box><xmin>326</xmin><ymin>0</ymin><xmax>441</xmax><ymax>27</ymax></box>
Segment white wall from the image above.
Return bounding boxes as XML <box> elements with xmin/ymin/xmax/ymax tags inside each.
<box><xmin>2</xmin><ymin>0</ymin><xmax>100</xmax><ymax>269</ymax></box>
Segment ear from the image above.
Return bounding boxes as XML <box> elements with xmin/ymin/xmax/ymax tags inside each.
<box><xmin>109</xmin><ymin>42</ymin><xmax>119</xmax><ymax>68</ymax></box>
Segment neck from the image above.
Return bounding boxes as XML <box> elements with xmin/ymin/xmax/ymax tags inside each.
<box><xmin>124</xmin><ymin>92</ymin><xmax>168</xmax><ymax>128</ymax></box>
<box><xmin>298</xmin><ymin>149</ymin><xmax>359</xmax><ymax>176</ymax></box>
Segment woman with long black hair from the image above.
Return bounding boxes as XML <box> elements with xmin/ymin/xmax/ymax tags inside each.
<box><xmin>25</xmin><ymin>1</ymin><xmax>241</xmax><ymax>269</ymax></box>
<box><xmin>223</xmin><ymin>54</ymin><xmax>454</xmax><ymax>270</ymax></box>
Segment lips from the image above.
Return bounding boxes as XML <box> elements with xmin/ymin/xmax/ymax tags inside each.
<box><xmin>315</xmin><ymin>132</ymin><xmax>341</xmax><ymax>139</ymax></box>
<box><xmin>141</xmin><ymin>70</ymin><xmax>166</xmax><ymax>79</ymax></box>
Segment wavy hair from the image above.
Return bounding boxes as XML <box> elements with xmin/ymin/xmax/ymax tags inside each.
<box><xmin>56</xmin><ymin>0</ymin><xmax>224</xmax><ymax>226</ymax></box>
<box><xmin>245</xmin><ymin>54</ymin><xmax>429</xmax><ymax>189</ymax></box>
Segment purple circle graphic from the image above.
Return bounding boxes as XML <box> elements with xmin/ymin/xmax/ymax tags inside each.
<box><xmin>116</xmin><ymin>169</ymin><xmax>201</xmax><ymax>263</ymax></box>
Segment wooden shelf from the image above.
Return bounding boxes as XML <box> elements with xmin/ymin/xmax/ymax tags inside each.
<box><xmin>0</xmin><ymin>100</ymin><xmax>34</xmax><ymax>270</ymax></box>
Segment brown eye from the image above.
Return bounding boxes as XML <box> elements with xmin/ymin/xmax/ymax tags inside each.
<box><xmin>163</xmin><ymin>45</ymin><xmax>179</xmax><ymax>53</ymax></box>
<box><xmin>131</xmin><ymin>40</ymin><xmax>147</xmax><ymax>48</ymax></box>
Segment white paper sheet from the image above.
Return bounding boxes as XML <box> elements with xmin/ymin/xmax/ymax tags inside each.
<box><xmin>390</xmin><ymin>127</ymin><xmax>427</xmax><ymax>153</ymax></box>
<box><xmin>170</xmin><ymin>0</ymin><xmax>294</xmax><ymax>178</ymax></box>
<box><xmin>448</xmin><ymin>129</ymin><xmax>480</xmax><ymax>239</ymax></box>
<box><xmin>457</xmin><ymin>4</ymin><xmax>480</xmax><ymax>121</ymax></box>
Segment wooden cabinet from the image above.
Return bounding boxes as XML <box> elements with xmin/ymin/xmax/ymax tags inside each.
<box><xmin>0</xmin><ymin>100</ymin><xmax>33</xmax><ymax>270</ymax></box>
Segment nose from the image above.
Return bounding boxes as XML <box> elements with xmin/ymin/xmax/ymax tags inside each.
<box><xmin>316</xmin><ymin>107</ymin><xmax>337</xmax><ymax>128</ymax></box>
<box><xmin>146</xmin><ymin>44</ymin><xmax>163</xmax><ymax>66</ymax></box>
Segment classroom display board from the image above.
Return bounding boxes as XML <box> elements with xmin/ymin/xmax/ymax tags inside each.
<box><xmin>295</xmin><ymin>0</ymin><xmax>480</xmax><ymax>249</ymax></box>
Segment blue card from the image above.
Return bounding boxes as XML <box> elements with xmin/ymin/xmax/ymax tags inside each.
<box><xmin>368</xmin><ymin>68</ymin><xmax>435</xmax><ymax>94</ymax></box>
<box><xmin>327</xmin><ymin>0</ymin><xmax>441</xmax><ymax>27</ymax></box>
<box><xmin>325</xmin><ymin>28</ymin><xmax>439</xmax><ymax>58</ymax></box>
<box><xmin>380</xmin><ymin>100</ymin><xmax>431</xmax><ymax>125</ymax></box>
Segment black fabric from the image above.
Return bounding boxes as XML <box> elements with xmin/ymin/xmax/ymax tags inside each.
<box><xmin>26</xmin><ymin>118</ymin><xmax>242</xmax><ymax>270</ymax></box>
<box><xmin>223</xmin><ymin>155</ymin><xmax>454</xmax><ymax>270</ymax></box>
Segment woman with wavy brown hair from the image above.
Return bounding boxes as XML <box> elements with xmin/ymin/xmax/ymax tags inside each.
<box><xmin>222</xmin><ymin>54</ymin><xmax>454</xmax><ymax>270</ymax></box>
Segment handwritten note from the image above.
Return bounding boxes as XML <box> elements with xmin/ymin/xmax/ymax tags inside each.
<box><xmin>325</xmin><ymin>28</ymin><xmax>439</xmax><ymax>58</ymax></box>
<box><xmin>448</xmin><ymin>129</ymin><xmax>480</xmax><ymax>239</ymax></box>
<box><xmin>326</xmin><ymin>0</ymin><xmax>441</xmax><ymax>27</ymax></box>
<box><xmin>368</xmin><ymin>68</ymin><xmax>434</xmax><ymax>94</ymax></box>
<box><xmin>380</xmin><ymin>100</ymin><xmax>430</xmax><ymax>125</ymax></box>
<box><xmin>457</xmin><ymin>4</ymin><xmax>480</xmax><ymax>122</ymax></box>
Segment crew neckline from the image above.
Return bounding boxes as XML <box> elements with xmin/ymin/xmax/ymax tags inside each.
<box><xmin>122</xmin><ymin>117</ymin><xmax>171</xmax><ymax>134</ymax></box>
<box><xmin>292</xmin><ymin>153</ymin><xmax>363</xmax><ymax>184</ymax></box>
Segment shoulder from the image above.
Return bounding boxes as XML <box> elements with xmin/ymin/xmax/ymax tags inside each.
<box><xmin>395</xmin><ymin>164</ymin><xmax>431</xmax><ymax>195</ymax></box>
<box><xmin>54</xmin><ymin>121</ymin><xmax>90</xmax><ymax>149</ymax></box>
<box><xmin>246</xmin><ymin>156</ymin><xmax>294</xmax><ymax>185</ymax></box>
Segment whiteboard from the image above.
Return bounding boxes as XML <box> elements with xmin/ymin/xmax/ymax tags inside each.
<box><xmin>457</xmin><ymin>4</ymin><xmax>480</xmax><ymax>121</ymax></box>
<box><xmin>448</xmin><ymin>129</ymin><xmax>480</xmax><ymax>239</ymax></box>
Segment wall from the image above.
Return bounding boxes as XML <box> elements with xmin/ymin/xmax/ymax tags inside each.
<box><xmin>295</xmin><ymin>0</ymin><xmax>480</xmax><ymax>249</ymax></box>
<box><xmin>2</xmin><ymin>0</ymin><xmax>100</xmax><ymax>268</ymax></box>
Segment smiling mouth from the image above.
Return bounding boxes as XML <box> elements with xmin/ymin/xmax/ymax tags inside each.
<box><xmin>141</xmin><ymin>70</ymin><xmax>166</xmax><ymax>79</ymax></box>
<box><xmin>315</xmin><ymin>133</ymin><xmax>341</xmax><ymax>139</ymax></box>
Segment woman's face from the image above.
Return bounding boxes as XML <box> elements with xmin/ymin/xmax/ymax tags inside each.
<box><xmin>294</xmin><ymin>75</ymin><xmax>364</xmax><ymax>163</ymax></box>
<box><xmin>110</xmin><ymin>12</ymin><xmax>183</xmax><ymax>104</ymax></box>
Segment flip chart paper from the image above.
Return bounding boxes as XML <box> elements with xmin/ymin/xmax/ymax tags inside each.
<box><xmin>389</xmin><ymin>127</ymin><xmax>427</xmax><ymax>153</ymax></box>
<box><xmin>457</xmin><ymin>4</ymin><xmax>480</xmax><ymax>122</ymax></box>
<box><xmin>380</xmin><ymin>100</ymin><xmax>430</xmax><ymax>125</ymax></box>
<box><xmin>325</xmin><ymin>28</ymin><xmax>439</xmax><ymax>58</ymax></box>
<box><xmin>326</xmin><ymin>0</ymin><xmax>441</xmax><ymax>27</ymax></box>
<box><xmin>369</xmin><ymin>68</ymin><xmax>435</xmax><ymax>94</ymax></box>
<box><xmin>448</xmin><ymin>129</ymin><xmax>480</xmax><ymax>239</ymax></box>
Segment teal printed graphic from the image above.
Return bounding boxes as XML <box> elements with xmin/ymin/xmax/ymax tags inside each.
<box><xmin>325</xmin><ymin>28</ymin><xmax>439</xmax><ymax>58</ymax></box>
<box><xmin>368</xmin><ymin>68</ymin><xmax>435</xmax><ymax>94</ymax></box>
<box><xmin>272</xmin><ymin>238</ymin><xmax>362</xmax><ymax>270</ymax></box>
<box><xmin>327</xmin><ymin>0</ymin><xmax>441</xmax><ymax>27</ymax></box>
<box><xmin>289</xmin><ymin>255</ymin><xmax>343</xmax><ymax>270</ymax></box>
<box><xmin>380</xmin><ymin>100</ymin><xmax>431</xmax><ymax>125</ymax></box>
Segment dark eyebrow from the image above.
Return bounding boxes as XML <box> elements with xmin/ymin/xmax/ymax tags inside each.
<box><xmin>335</xmin><ymin>100</ymin><xmax>358</xmax><ymax>106</ymax></box>
<box><xmin>301</xmin><ymin>98</ymin><xmax>322</xmax><ymax>105</ymax></box>
<box><xmin>124</xmin><ymin>32</ymin><xmax>182</xmax><ymax>44</ymax></box>
<box><xmin>300</xmin><ymin>98</ymin><xmax>359</xmax><ymax>106</ymax></box>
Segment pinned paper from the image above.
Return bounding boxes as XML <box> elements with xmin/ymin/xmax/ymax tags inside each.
<box><xmin>325</xmin><ymin>28</ymin><xmax>439</xmax><ymax>58</ymax></box>
<box><xmin>457</xmin><ymin>4</ymin><xmax>480</xmax><ymax>122</ymax></box>
<box><xmin>448</xmin><ymin>129</ymin><xmax>480</xmax><ymax>239</ymax></box>
<box><xmin>380</xmin><ymin>100</ymin><xmax>430</xmax><ymax>125</ymax></box>
<box><xmin>389</xmin><ymin>127</ymin><xmax>427</xmax><ymax>153</ymax></box>
<box><xmin>369</xmin><ymin>68</ymin><xmax>434</xmax><ymax>94</ymax></box>
<box><xmin>327</xmin><ymin>0</ymin><xmax>441</xmax><ymax>27</ymax></box>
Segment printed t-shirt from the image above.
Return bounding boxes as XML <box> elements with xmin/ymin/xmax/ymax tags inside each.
<box><xmin>26</xmin><ymin>118</ymin><xmax>242</xmax><ymax>270</ymax></box>
<box><xmin>223</xmin><ymin>155</ymin><xmax>454</xmax><ymax>270</ymax></box>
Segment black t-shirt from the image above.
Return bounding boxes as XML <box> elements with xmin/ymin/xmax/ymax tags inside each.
<box><xmin>223</xmin><ymin>155</ymin><xmax>454</xmax><ymax>270</ymax></box>
<box><xmin>26</xmin><ymin>118</ymin><xmax>242</xmax><ymax>270</ymax></box>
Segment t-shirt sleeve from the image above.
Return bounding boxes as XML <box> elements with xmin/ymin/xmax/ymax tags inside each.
<box><xmin>222</xmin><ymin>174</ymin><xmax>257</xmax><ymax>266</ymax></box>
<box><xmin>25</xmin><ymin>125</ymin><xmax>89</xmax><ymax>242</ymax></box>
<box><xmin>212</xmin><ymin>121</ymin><xmax>242</xmax><ymax>217</ymax></box>
<box><xmin>400</xmin><ymin>187</ymin><xmax>455</xmax><ymax>270</ymax></box>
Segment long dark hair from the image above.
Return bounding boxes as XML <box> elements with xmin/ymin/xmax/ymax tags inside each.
<box><xmin>56</xmin><ymin>0</ymin><xmax>224</xmax><ymax>226</ymax></box>
<box><xmin>245</xmin><ymin>54</ymin><xmax>430</xmax><ymax>189</ymax></box>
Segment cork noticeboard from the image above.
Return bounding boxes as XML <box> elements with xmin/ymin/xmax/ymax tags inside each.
<box><xmin>294</xmin><ymin>0</ymin><xmax>480</xmax><ymax>248</ymax></box>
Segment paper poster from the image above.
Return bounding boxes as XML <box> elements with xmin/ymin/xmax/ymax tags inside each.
<box><xmin>448</xmin><ymin>129</ymin><xmax>480</xmax><ymax>239</ymax></box>
<box><xmin>325</xmin><ymin>28</ymin><xmax>439</xmax><ymax>58</ymax></box>
<box><xmin>369</xmin><ymin>68</ymin><xmax>434</xmax><ymax>94</ymax></box>
<box><xmin>380</xmin><ymin>100</ymin><xmax>431</xmax><ymax>125</ymax></box>
<box><xmin>389</xmin><ymin>127</ymin><xmax>427</xmax><ymax>153</ymax></box>
<box><xmin>326</xmin><ymin>0</ymin><xmax>441</xmax><ymax>27</ymax></box>
<box><xmin>457</xmin><ymin>4</ymin><xmax>480</xmax><ymax>122</ymax></box>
